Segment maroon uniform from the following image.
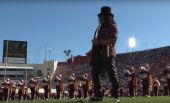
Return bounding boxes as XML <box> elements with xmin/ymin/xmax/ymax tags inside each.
<box><xmin>119</xmin><ymin>83</ymin><xmax>125</xmax><ymax>97</ymax></box>
<box><xmin>139</xmin><ymin>66</ymin><xmax>153</xmax><ymax>97</ymax></box>
<box><xmin>77</xmin><ymin>82</ymin><xmax>83</xmax><ymax>98</ymax></box>
<box><xmin>68</xmin><ymin>74</ymin><xmax>77</xmax><ymax>99</ymax></box>
<box><xmin>29</xmin><ymin>76</ymin><xmax>37</xmax><ymax>100</ymax></box>
<box><xmin>35</xmin><ymin>81</ymin><xmax>40</xmax><ymax>100</ymax></box>
<box><xmin>55</xmin><ymin>75</ymin><xmax>64</xmax><ymax>99</ymax></box>
<box><xmin>17</xmin><ymin>80</ymin><xmax>25</xmax><ymax>101</ymax></box>
<box><xmin>2</xmin><ymin>78</ymin><xmax>11</xmax><ymax>101</ymax></box>
<box><xmin>163</xmin><ymin>65</ymin><xmax>170</xmax><ymax>95</ymax></box>
<box><xmin>125</xmin><ymin>67</ymin><xmax>137</xmax><ymax>97</ymax></box>
<box><xmin>10</xmin><ymin>82</ymin><xmax>16</xmax><ymax>101</ymax></box>
<box><xmin>82</xmin><ymin>74</ymin><xmax>90</xmax><ymax>98</ymax></box>
<box><xmin>23</xmin><ymin>84</ymin><xmax>29</xmax><ymax>100</ymax></box>
<box><xmin>43</xmin><ymin>75</ymin><xmax>51</xmax><ymax>100</ymax></box>
<box><xmin>153</xmin><ymin>78</ymin><xmax>160</xmax><ymax>96</ymax></box>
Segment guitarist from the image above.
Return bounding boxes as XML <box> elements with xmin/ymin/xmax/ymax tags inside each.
<box><xmin>90</xmin><ymin>6</ymin><xmax>120</xmax><ymax>101</ymax></box>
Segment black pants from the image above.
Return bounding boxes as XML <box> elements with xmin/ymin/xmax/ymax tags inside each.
<box><xmin>0</xmin><ymin>92</ymin><xmax>3</xmax><ymax>101</ymax></box>
<box><xmin>142</xmin><ymin>80</ymin><xmax>148</xmax><ymax>96</ymax></box>
<box><xmin>30</xmin><ymin>87</ymin><xmax>35</xmax><ymax>100</ymax></box>
<box><xmin>18</xmin><ymin>89</ymin><xmax>23</xmax><ymax>100</ymax></box>
<box><xmin>69</xmin><ymin>89</ymin><xmax>75</xmax><ymax>98</ymax></box>
<box><xmin>56</xmin><ymin>86</ymin><xmax>61</xmax><ymax>99</ymax></box>
<box><xmin>91</xmin><ymin>56</ymin><xmax>119</xmax><ymax>99</ymax></box>
<box><xmin>3</xmin><ymin>88</ymin><xmax>9</xmax><ymax>101</ymax></box>
<box><xmin>167</xmin><ymin>79</ymin><xmax>170</xmax><ymax>96</ymax></box>
<box><xmin>83</xmin><ymin>85</ymin><xmax>88</xmax><ymax>98</ymax></box>
<box><xmin>153</xmin><ymin>87</ymin><xmax>159</xmax><ymax>96</ymax></box>
<box><xmin>163</xmin><ymin>85</ymin><xmax>169</xmax><ymax>96</ymax></box>
<box><xmin>11</xmin><ymin>91</ymin><xmax>15</xmax><ymax>101</ymax></box>
<box><xmin>44</xmin><ymin>86</ymin><xmax>49</xmax><ymax>99</ymax></box>
<box><xmin>128</xmin><ymin>81</ymin><xmax>135</xmax><ymax>97</ymax></box>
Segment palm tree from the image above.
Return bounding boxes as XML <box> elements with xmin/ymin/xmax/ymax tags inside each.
<box><xmin>64</xmin><ymin>49</ymin><xmax>71</xmax><ymax>60</ymax></box>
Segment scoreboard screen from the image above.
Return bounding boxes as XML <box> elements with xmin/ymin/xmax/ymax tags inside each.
<box><xmin>3</xmin><ymin>40</ymin><xmax>27</xmax><ymax>64</ymax></box>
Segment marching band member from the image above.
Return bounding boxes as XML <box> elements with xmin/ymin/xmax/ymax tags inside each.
<box><xmin>125</xmin><ymin>66</ymin><xmax>137</xmax><ymax>97</ymax></box>
<box><xmin>10</xmin><ymin>81</ymin><xmax>16</xmax><ymax>101</ymax></box>
<box><xmin>54</xmin><ymin>74</ymin><xmax>64</xmax><ymax>99</ymax></box>
<box><xmin>163</xmin><ymin>64</ymin><xmax>170</xmax><ymax>96</ymax></box>
<box><xmin>23</xmin><ymin>84</ymin><xmax>29</xmax><ymax>100</ymax></box>
<box><xmin>88</xmin><ymin>80</ymin><xmax>93</xmax><ymax>96</ymax></box>
<box><xmin>29</xmin><ymin>75</ymin><xmax>37</xmax><ymax>100</ymax></box>
<box><xmin>35</xmin><ymin>81</ymin><xmax>40</xmax><ymax>100</ymax></box>
<box><xmin>68</xmin><ymin>73</ymin><xmax>77</xmax><ymax>99</ymax></box>
<box><xmin>153</xmin><ymin>77</ymin><xmax>160</xmax><ymax>96</ymax></box>
<box><xmin>2</xmin><ymin>78</ymin><xmax>11</xmax><ymax>101</ymax></box>
<box><xmin>162</xmin><ymin>79</ymin><xmax>169</xmax><ymax>96</ymax></box>
<box><xmin>81</xmin><ymin>73</ymin><xmax>90</xmax><ymax>98</ymax></box>
<box><xmin>17</xmin><ymin>79</ymin><xmax>25</xmax><ymax>101</ymax></box>
<box><xmin>119</xmin><ymin>82</ymin><xmax>125</xmax><ymax>97</ymax></box>
<box><xmin>0</xmin><ymin>84</ymin><xmax>3</xmax><ymax>101</ymax></box>
<box><xmin>43</xmin><ymin>74</ymin><xmax>51</xmax><ymax>100</ymax></box>
<box><xmin>77</xmin><ymin>81</ymin><xmax>83</xmax><ymax>98</ymax></box>
<box><xmin>139</xmin><ymin>65</ymin><xmax>153</xmax><ymax>97</ymax></box>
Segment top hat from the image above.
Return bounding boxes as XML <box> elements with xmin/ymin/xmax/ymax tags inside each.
<box><xmin>98</xmin><ymin>6</ymin><xmax>114</xmax><ymax>17</ymax></box>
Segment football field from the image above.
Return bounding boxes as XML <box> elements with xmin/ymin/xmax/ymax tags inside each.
<box><xmin>1</xmin><ymin>96</ymin><xmax>170</xmax><ymax>103</ymax></box>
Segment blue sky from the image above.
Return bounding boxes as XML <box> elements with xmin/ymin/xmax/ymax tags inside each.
<box><xmin>1</xmin><ymin>0</ymin><xmax>170</xmax><ymax>63</ymax></box>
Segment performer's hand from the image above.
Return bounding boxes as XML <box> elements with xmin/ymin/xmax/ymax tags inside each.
<box><xmin>91</xmin><ymin>39</ymin><xmax>99</xmax><ymax>45</ymax></box>
<box><xmin>100</xmin><ymin>38</ymin><xmax>114</xmax><ymax>45</ymax></box>
<box><xmin>92</xmin><ymin>38</ymin><xmax>116</xmax><ymax>46</ymax></box>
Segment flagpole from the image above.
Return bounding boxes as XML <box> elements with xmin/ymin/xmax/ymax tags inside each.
<box><xmin>45</xmin><ymin>42</ymin><xmax>47</xmax><ymax>75</ymax></box>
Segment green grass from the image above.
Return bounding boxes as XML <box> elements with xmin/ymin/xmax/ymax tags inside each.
<box><xmin>0</xmin><ymin>96</ymin><xmax>170</xmax><ymax>103</ymax></box>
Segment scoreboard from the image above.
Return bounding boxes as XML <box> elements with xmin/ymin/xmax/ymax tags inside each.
<box><xmin>2</xmin><ymin>40</ymin><xmax>27</xmax><ymax>64</ymax></box>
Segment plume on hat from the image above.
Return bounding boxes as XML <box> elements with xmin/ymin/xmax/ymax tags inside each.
<box><xmin>140</xmin><ymin>66</ymin><xmax>148</xmax><ymax>71</ymax></box>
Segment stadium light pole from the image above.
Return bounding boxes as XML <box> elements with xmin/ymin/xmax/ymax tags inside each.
<box><xmin>49</xmin><ymin>48</ymin><xmax>52</xmax><ymax>61</ymax></box>
<box><xmin>128</xmin><ymin>37</ymin><xmax>136</xmax><ymax>52</ymax></box>
<box><xmin>4</xmin><ymin>41</ymin><xmax>9</xmax><ymax>80</ymax></box>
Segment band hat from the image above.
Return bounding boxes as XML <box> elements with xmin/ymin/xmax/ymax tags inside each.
<box><xmin>98</xmin><ymin>6</ymin><xmax>114</xmax><ymax>17</ymax></box>
<box><xmin>140</xmin><ymin>66</ymin><xmax>147</xmax><ymax>71</ymax></box>
<box><xmin>167</xmin><ymin>65</ymin><xmax>170</xmax><ymax>69</ymax></box>
<box><xmin>130</xmin><ymin>66</ymin><xmax>135</xmax><ymax>71</ymax></box>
